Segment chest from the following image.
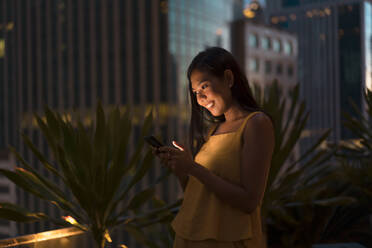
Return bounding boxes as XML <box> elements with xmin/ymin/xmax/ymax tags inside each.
<box><xmin>196</xmin><ymin>135</ymin><xmax>243</xmax><ymax>181</ymax></box>
<box><xmin>212</xmin><ymin>119</ymin><xmax>246</xmax><ymax>135</ymax></box>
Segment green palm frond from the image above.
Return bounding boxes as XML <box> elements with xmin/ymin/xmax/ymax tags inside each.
<box><xmin>252</xmin><ymin>81</ymin><xmax>360</xmax><ymax>246</ymax></box>
<box><xmin>0</xmin><ymin>102</ymin><xmax>180</xmax><ymax>248</ymax></box>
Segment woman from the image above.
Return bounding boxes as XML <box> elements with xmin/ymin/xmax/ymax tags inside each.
<box><xmin>155</xmin><ymin>47</ymin><xmax>275</xmax><ymax>248</ymax></box>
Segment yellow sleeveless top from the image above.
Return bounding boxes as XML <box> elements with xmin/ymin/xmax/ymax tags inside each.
<box><xmin>171</xmin><ymin>112</ymin><xmax>265</xmax><ymax>243</ymax></box>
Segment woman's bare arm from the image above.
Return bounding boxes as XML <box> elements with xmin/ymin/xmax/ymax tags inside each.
<box><xmin>189</xmin><ymin>113</ymin><xmax>274</xmax><ymax>213</ymax></box>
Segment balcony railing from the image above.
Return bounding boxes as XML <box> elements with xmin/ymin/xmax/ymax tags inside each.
<box><xmin>0</xmin><ymin>227</ymin><xmax>91</xmax><ymax>248</ymax></box>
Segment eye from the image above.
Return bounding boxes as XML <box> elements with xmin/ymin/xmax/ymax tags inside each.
<box><xmin>201</xmin><ymin>83</ymin><xmax>209</xmax><ymax>90</ymax></box>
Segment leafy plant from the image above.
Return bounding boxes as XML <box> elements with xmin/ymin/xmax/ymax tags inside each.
<box><xmin>328</xmin><ymin>89</ymin><xmax>372</xmax><ymax>246</ymax></box>
<box><xmin>252</xmin><ymin>81</ymin><xmax>356</xmax><ymax>247</ymax></box>
<box><xmin>0</xmin><ymin>103</ymin><xmax>180</xmax><ymax>248</ymax></box>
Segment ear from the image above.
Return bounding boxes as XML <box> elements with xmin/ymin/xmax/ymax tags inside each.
<box><xmin>224</xmin><ymin>69</ymin><xmax>234</xmax><ymax>88</ymax></box>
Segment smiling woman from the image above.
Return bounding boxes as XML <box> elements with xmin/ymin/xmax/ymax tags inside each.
<box><xmin>154</xmin><ymin>47</ymin><xmax>275</xmax><ymax>248</ymax></box>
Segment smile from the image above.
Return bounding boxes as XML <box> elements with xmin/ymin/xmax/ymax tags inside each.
<box><xmin>206</xmin><ymin>102</ymin><xmax>214</xmax><ymax>109</ymax></box>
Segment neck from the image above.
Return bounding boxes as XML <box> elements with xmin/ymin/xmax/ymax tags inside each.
<box><xmin>223</xmin><ymin>101</ymin><xmax>249</xmax><ymax>123</ymax></box>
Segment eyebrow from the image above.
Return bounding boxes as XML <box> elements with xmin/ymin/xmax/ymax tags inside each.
<box><xmin>191</xmin><ymin>79</ymin><xmax>208</xmax><ymax>91</ymax></box>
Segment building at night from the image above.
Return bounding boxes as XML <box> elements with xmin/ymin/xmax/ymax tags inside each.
<box><xmin>231</xmin><ymin>0</ymin><xmax>299</xmax><ymax>164</ymax></box>
<box><xmin>231</xmin><ymin>19</ymin><xmax>298</xmax><ymax>93</ymax></box>
<box><xmin>1</xmin><ymin>0</ymin><xmax>246</xmax><ymax>246</ymax></box>
<box><xmin>265</xmin><ymin>0</ymin><xmax>372</xmax><ymax>149</ymax></box>
<box><xmin>167</xmin><ymin>0</ymin><xmax>243</xmax><ymax>194</ymax></box>
<box><xmin>0</xmin><ymin>150</ymin><xmax>16</xmax><ymax>239</ymax></box>
<box><xmin>1</xmin><ymin>0</ymin><xmax>170</xmax><ymax>246</ymax></box>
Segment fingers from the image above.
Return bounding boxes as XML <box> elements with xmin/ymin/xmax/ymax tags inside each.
<box><xmin>158</xmin><ymin>146</ymin><xmax>178</xmax><ymax>153</ymax></box>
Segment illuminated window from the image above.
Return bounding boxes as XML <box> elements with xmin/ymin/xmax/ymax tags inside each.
<box><xmin>0</xmin><ymin>39</ymin><xmax>5</xmax><ymax>58</ymax></box>
<box><xmin>249</xmin><ymin>58</ymin><xmax>260</xmax><ymax>72</ymax></box>
<box><xmin>273</xmin><ymin>38</ymin><xmax>282</xmax><ymax>52</ymax></box>
<box><xmin>283</xmin><ymin>41</ymin><xmax>293</xmax><ymax>55</ymax></box>
<box><xmin>249</xmin><ymin>33</ymin><xmax>258</xmax><ymax>48</ymax></box>
<box><xmin>261</xmin><ymin>36</ymin><xmax>271</xmax><ymax>50</ymax></box>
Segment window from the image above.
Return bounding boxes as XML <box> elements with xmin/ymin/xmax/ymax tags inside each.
<box><xmin>249</xmin><ymin>33</ymin><xmax>258</xmax><ymax>48</ymax></box>
<box><xmin>273</xmin><ymin>38</ymin><xmax>282</xmax><ymax>52</ymax></box>
<box><xmin>276</xmin><ymin>63</ymin><xmax>283</xmax><ymax>75</ymax></box>
<box><xmin>284</xmin><ymin>41</ymin><xmax>293</xmax><ymax>55</ymax></box>
<box><xmin>249</xmin><ymin>58</ymin><xmax>260</xmax><ymax>72</ymax></box>
<box><xmin>288</xmin><ymin>64</ymin><xmax>294</xmax><ymax>77</ymax></box>
<box><xmin>265</xmin><ymin>60</ymin><xmax>272</xmax><ymax>74</ymax></box>
<box><xmin>261</xmin><ymin>36</ymin><xmax>271</xmax><ymax>50</ymax></box>
<box><xmin>0</xmin><ymin>186</ymin><xmax>9</xmax><ymax>194</ymax></box>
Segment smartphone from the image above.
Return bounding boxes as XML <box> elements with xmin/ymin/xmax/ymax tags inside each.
<box><xmin>144</xmin><ymin>135</ymin><xmax>164</xmax><ymax>149</ymax></box>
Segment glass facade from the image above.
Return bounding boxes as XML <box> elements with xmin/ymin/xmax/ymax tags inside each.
<box><xmin>273</xmin><ymin>38</ymin><xmax>281</xmax><ymax>52</ymax></box>
<box><xmin>249</xmin><ymin>57</ymin><xmax>260</xmax><ymax>72</ymax></box>
<box><xmin>364</xmin><ymin>2</ymin><xmax>372</xmax><ymax>92</ymax></box>
<box><xmin>282</xmin><ymin>0</ymin><xmax>300</xmax><ymax>8</ymax></box>
<box><xmin>282</xmin><ymin>0</ymin><xmax>331</xmax><ymax>8</ymax></box>
<box><xmin>283</xmin><ymin>40</ymin><xmax>292</xmax><ymax>55</ymax></box>
<box><xmin>0</xmin><ymin>35</ymin><xmax>4</xmax><ymax>148</ymax></box>
<box><xmin>338</xmin><ymin>3</ymin><xmax>362</xmax><ymax>139</ymax></box>
<box><xmin>249</xmin><ymin>33</ymin><xmax>259</xmax><ymax>48</ymax></box>
<box><xmin>261</xmin><ymin>36</ymin><xmax>271</xmax><ymax>50</ymax></box>
<box><xmin>265</xmin><ymin>60</ymin><xmax>272</xmax><ymax>74</ymax></box>
<box><xmin>168</xmin><ymin>0</ymin><xmax>239</xmax><ymax>104</ymax></box>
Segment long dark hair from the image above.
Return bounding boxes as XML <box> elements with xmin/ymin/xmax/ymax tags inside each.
<box><xmin>187</xmin><ymin>47</ymin><xmax>264</xmax><ymax>156</ymax></box>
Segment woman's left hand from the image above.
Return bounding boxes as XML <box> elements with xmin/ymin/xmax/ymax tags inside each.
<box><xmin>158</xmin><ymin>141</ymin><xmax>195</xmax><ymax>174</ymax></box>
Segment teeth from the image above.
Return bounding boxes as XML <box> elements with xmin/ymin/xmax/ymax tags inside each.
<box><xmin>206</xmin><ymin>102</ymin><xmax>214</xmax><ymax>108</ymax></box>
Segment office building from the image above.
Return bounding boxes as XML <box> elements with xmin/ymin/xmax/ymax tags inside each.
<box><xmin>0</xmin><ymin>150</ymin><xmax>17</xmax><ymax>239</ymax></box>
<box><xmin>1</xmin><ymin>1</ymin><xmax>170</xmax><ymax>247</ymax></box>
<box><xmin>265</xmin><ymin>0</ymin><xmax>372</xmax><ymax>147</ymax></box>
<box><xmin>231</xmin><ymin>19</ymin><xmax>298</xmax><ymax>93</ymax></box>
<box><xmin>1</xmin><ymin>0</ymin><xmax>245</xmax><ymax>246</ymax></box>
<box><xmin>168</xmin><ymin>0</ymin><xmax>243</xmax><ymax>198</ymax></box>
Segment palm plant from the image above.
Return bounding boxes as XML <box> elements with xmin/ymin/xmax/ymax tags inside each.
<box><xmin>0</xmin><ymin>103</ymin><xmax>180</xmax><ymax>248</ymax></box>
<box><xmin>252</xmin><ymin>81</ymin><xmax>355</xmax><ymax>247</ymax></box>
<box><xmin>328</xmin><ymin>89</ymin><xmax>372</xmax><ymax>246</ymax></box>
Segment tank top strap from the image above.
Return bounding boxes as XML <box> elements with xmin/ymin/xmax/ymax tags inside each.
<box><xmin>236</xmin><ymin>111</ymin><xmax>261</xmax><ymax>135</ymax></box>
<box><xmin>206</xmin><ymin>123</ymin><xmax>218</xmax><ymax>139</ymax></box>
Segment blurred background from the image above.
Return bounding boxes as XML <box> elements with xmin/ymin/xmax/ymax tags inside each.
<box><xmin>0</xmin><ymin>0</ymin><xmax>371</xmax><ymax>247</ymax></box>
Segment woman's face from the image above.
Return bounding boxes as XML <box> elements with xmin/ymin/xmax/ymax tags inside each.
<box><xmin>190</xmin><ymin>69</ymin><xmax>233</xmax><ymax>116</ymax></box>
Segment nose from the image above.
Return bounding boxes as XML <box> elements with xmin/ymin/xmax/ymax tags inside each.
<box><xmin>196</xmin><ymin>92</ymin><xmax>207</xmax><ymax>104</ymax></box>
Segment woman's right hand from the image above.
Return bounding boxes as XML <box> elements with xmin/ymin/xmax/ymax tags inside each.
<box><xmin>152</xmin><ymin>146</ymin><xmax>189</xmax><ymax>191</ymax></box>
<box><xmin>152</xmin><ymin>147</ymin><xmax>186</xmax><ymax>175</ymax></box>
<box><xmin>152</xmin><ymin>147</ymin><xmax>170</xmax><ymax>168</ymax></box>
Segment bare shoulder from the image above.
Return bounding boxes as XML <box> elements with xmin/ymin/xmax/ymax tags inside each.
<box><xmin>248</xmin><ymin>112</ymin><xmax>273</xmax><ymax>129</ymax></box>
<box><xmin>244</xmin><ymin>112</ymin><xmax>275</xmax><ymax>140</ymax></box>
